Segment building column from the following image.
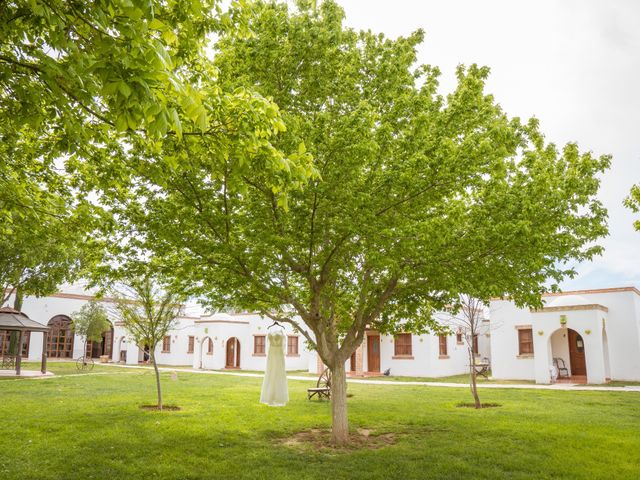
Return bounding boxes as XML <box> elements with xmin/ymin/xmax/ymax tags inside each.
<box><xmin>126</xmin><ymin>340</ymin><xmax>139</xmax><ymax>365</ymax></box>
<box><xmin>533</xmin><ymin>331</ymin><xmax>552</xmax><ymax>384</ymax></box>
<box><xmin>15</xmin><ymin>330</ymin><xmax>23</xmax><ymax>376</ymax></box>
<box><xmin>584</xmin><ymin>327</ymin><xmax>606</xmax><ymax>384</ymax></box>
<box><xmin>41</xmin><ymin>331</ymin><xmax>48</xmax><ymax>374</ymax></box>
<box><xmin>355</xmin><ymin>345</ymin><xmax>364</xmax><ymax>375</ymax></box>
<box><xmin>193</xmin><ymin>338</ymin><xmax>202</xmax><ymax>369</ymax></box>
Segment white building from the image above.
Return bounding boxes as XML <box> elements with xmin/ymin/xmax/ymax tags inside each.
<box><xmin>1</xmin><ymin>286</ymin><xmax>490</xmax><ymax>379</ymax></box>
<box><xmin>1</xmin><ymin>287</ymin><xmax>309</xmax><ymax>373</ymax></box>
<box><xmin>490</xmin><ymin>287</ymin><xmax>640</xmax><ymax>384</ymax></box>
<box><xmin>128</xmin><ymin>311</ymin><xmax>310</xmax><ymax>372</ymax></box>
<box><xmin>309</xmin><ymin>312</ymin><xmax>492</xmax><ymax>378</ymax></box>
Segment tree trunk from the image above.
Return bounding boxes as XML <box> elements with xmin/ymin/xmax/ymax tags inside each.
<box><xmin>151</xmin><ymin>350</ymin><xmax>163</xmax><ymax>410</ymax></box>
<box><xmin>330</xmin><ymin>361</ymin><xmax>349</xmax><ymax>445</ymax></box>
<box><xmin>469</xmin><ymin>348</ymin><xmax>481</xmax><ymax>409</ymax></box>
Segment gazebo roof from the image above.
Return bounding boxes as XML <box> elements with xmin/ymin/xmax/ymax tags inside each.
<box><xmin>0</xmin><ymin>307</ymin><xmax>49</xmax><ymax>332</ymax></box>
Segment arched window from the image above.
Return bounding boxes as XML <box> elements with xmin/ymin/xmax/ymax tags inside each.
<box><xmin>207</xmin><ymin>338</ymin><xmax>214</xmax><ymax>355</ymax></box>
<box><xmin>47</xmin><ymin>316</ymin><xmax>74</xmax><ymax>358</ymax></box>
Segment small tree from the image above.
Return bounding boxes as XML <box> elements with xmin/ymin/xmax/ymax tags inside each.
<box><xmin>446</xmin><ymin>295</ymin><xmax>493</xmax><ymax>409</ymax></box>
<box><xmin>72</xmin><ymin>300</ymin><xmax>111</xmax><ymax>358</ymax></box>
<box><xmin>112</xmin><ymin>277</ymin><xmax>184</xmax><ymax>410</ymax></box>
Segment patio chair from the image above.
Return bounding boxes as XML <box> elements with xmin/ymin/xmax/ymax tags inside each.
<box><xmin>307</xmin><ymin>368</ymin><xmax>331</xmax><ymax>400</ymax></box>
<box><xmin>553</xmin><ymin>357</ymin><xmax>569</xmax><ymax>378</ymax></box>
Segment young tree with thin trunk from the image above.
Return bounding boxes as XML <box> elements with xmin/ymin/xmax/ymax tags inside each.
<box><xmin>72</xmin><ymin>300</ymin><xmax>111</xmax><ymax>358</ymax></box>
<box><xmin>103</xmin><ymin>1</ymin><xmax>609</xmax><ymax>444</ymax></box>
<box><xmin>112</xmin><ymin>277</ymin><xmax>184</xmax><ymax>411</ymax></box>
<box><xmin>445</xmin><ymin>295</ymin><xmax>492</xmax><ymax>409</ymax></box>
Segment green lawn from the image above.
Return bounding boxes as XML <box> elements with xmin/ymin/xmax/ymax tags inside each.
<box><xmin>0</xmin><ymin>362</ymin><xmax>638</xmax><ymax>479</ymax></box>
<box><xmin>161</xmin><ymin>365</ymin><xmax>533</xmax><ymax>385</ymax></box>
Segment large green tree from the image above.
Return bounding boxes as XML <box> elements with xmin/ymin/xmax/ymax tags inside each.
<box><xmin>102</xmin><ymin>1</ymin><xmax>609</xmax><ymax>444</ymax></box>
<box><xmin>0</xmin><ymin>0</ymin><xmax>222</xmax><ymax>138</ymax></box>
<box><xmin>1</xmin><ymin>1</ymin><xmax>312</xmax><ymax>303</ymax></box>
<box><xmin>1</xmin><ymin>0</ymin><xmax>213</xmax><ymax>302</ymax></box>
<box><xmin>0</xmin><ymin>143</ymin><xmax>103</xmax><ymax>305</ymax></box>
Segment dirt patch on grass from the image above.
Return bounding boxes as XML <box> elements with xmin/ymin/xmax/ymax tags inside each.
<box><xmin>278</xmin><ymin>428</ymin><xmax>396</xmax><ymax>452</ymax></box>
<box><xmin>456</xmin><ymin>402</ymin><xmax>501</xmax><ymax>409</ymax></box>
<box><xmin>139</xmin><ymin>404</ymin><xmax>181</xmax><ymax>411</ymax></box>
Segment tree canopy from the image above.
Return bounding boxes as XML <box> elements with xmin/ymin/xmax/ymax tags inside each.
<box><xmin>85</xmin><ymin>0</ymin><xmax>610</xmax><ymax>443</ymax></box>
<box><xmin>1</xmin><ymin>0</ymin><xmax>222</xmax><ymax>138</ymax></box>
<box><xmin>0</xmin><ymin>151</ymin><xmax>103</xmax><ymax>305</ymax></box>
<box><xmin>625</xmin><ymin>184</ymin><xmax>640</xmax><ymax>231</ymax></box>
<box><xmin>2</xmin><ymin>1</ymin><xmax>316</xmax><ymax>303</ymax></box>
<box><xmin>0</xmin><ymin>0</ymin><xmax>215</xmax><ymax>302</ymax></box>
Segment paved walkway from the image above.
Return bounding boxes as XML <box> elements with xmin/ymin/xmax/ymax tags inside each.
<box><xmin>0</xmin><ymin>369</ymin><xmax>54</xmax><ymax>379</ymax></box>
<box><xmin>93</xmin><ymin>363</ymin><xmax>640</xmax><ymax>393</ymax></box>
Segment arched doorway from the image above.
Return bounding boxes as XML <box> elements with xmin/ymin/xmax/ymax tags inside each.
<box><xmin>47</xmin><ymin>315</ymin><xmax>74</xmax><ymax>358</ymax></box>
<box><xmin>86</xmin><ymin>323</ymin><xmax>114</xmax><ymax>359</ymax></box>
<box><xmin>200</xmin><ymin>336</ymin><xmax>214</xmax><ymax>369</ymax></box>
<box><xmin>225</xmin><ymin>337</ymin><xmax>240</xmax><ymax>369</ymax></box>
<box><xmin>550</xmin><ymin>328</ymin><xmax>586</xmax><ymax>381</ymax></box>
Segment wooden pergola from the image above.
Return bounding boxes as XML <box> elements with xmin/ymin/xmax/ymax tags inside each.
<box><xmin>0</xmin><ymin>307</ymin><xmax>49</xmax><ymax>375</ymax></box>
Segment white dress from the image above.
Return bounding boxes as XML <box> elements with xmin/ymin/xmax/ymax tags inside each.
<box><xmin>260</xmin><ymin>330</ymin><xmax>289</xmax><ymax>406</ymax></box>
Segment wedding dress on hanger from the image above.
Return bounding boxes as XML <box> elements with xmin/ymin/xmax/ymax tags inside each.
<box><xmin>260</xmin><ymin>328</ymin><xmax>289</xmax><ymax>406</ymax></box>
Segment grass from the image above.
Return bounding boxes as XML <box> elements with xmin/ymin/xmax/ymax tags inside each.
<box><xmin>0</xmin><ymin>361</ymin><xmax>133</xmax><ymax>379</ymax></box>
<box><xmin>379</xmin><ymin>371</ymin><xmax>535</xmax><ymax>384</ymax></box>
<box><xmin>160</xmin><ymin>366</ymin><xmax>534</xmax><ymax>385</ymax></box>
<box><xmin>0</xmin><ymin>362</ymin><xmax>639</xmax><ymax>479</ymax></box>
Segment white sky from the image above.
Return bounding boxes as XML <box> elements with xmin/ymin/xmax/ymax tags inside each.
<box><xmin>334</xmin><ymin>0</ymin><xmax>640</xmax><ymax>290</ymax></box>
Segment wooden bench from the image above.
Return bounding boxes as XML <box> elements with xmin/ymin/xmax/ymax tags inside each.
<box><xmin>307</xmin><ymin>368</ymin><xmax>331</xmax><ymax>400</ymax></box>
<box><xmin>470</xmin><ymin>362</ymin><xmax>490</xmax><ymax>379</ymax></box>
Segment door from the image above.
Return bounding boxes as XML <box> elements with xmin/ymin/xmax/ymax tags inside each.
<box><xmin>350</xmin><ymin>352</ymin><xmax>356</xmax><ymax>372</ymax></box>
<box><xmin>367</xmin><ymin>335</ymin><xmax>380</xmax><ymax>373</ymax></box>
<box><xmin>47</xmin><ymin>316</ymin><xmax>74</xmax><ymax>358</ymax></box>
<box><xmin>226</xmin><ymin>338</ymin><xmax>240</xmax><ymax>368</ymax></box>
<box><xmin>568</xmin><ymin>329</ymin><xmax>586</xmax><ymax>376</ymax></box>
<box><xmin>102</xmin><ymin>327</ymin><xmax>114</xmax><ymax>358</ymax></box>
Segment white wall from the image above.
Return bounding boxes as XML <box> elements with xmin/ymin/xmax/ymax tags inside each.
<box><xmin>489</xmin><ymin>300</ymin><xmax>536</xmax><ymax>380</ymax></box>
<box><xmin>478</xmin><ymin>321</ymin><xmax>492</xmax><ymax>361</ymax></box>
<box><xmin>586</xmin><ymin>290</ymin><xmax>640</xmax><ymax>381</ymax></box>
<box><xmin>4</xmin><ymin>290</ymin><xmax>314</xmax><ymax>371</ymax></box>
<box><xmin>192</xmin><ymin>313</ymin><xmax>310</xmax><ymax>372</ymax></box>
<box><xmin>6</xmin><ymin>292</ymin><xmax>115</xmax><ymax>361</ymax></box>
<box><xmin>491</xmin><ymin>289</ymin><xmax>640</xmax><ymax>383</ymax></box>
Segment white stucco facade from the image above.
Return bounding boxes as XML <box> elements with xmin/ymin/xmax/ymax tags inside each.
<box><xmin>3</xmin><ymin>288</ymin><xmax>310</xmax><ymax>372</ymax></box>
<box><xmin>3</xmin><ymin>286</ymin><xmax>493</xmax><ymax>379</ymax></box>
<box><xmin>490</xmin><ymin>287</ymin><xmax>640</xmax><ymax>384</ymax></box>
<box><xmin>308</xmin><ymin>312</ymin><xmax>492</xmax><ymax>378</ymax></box>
